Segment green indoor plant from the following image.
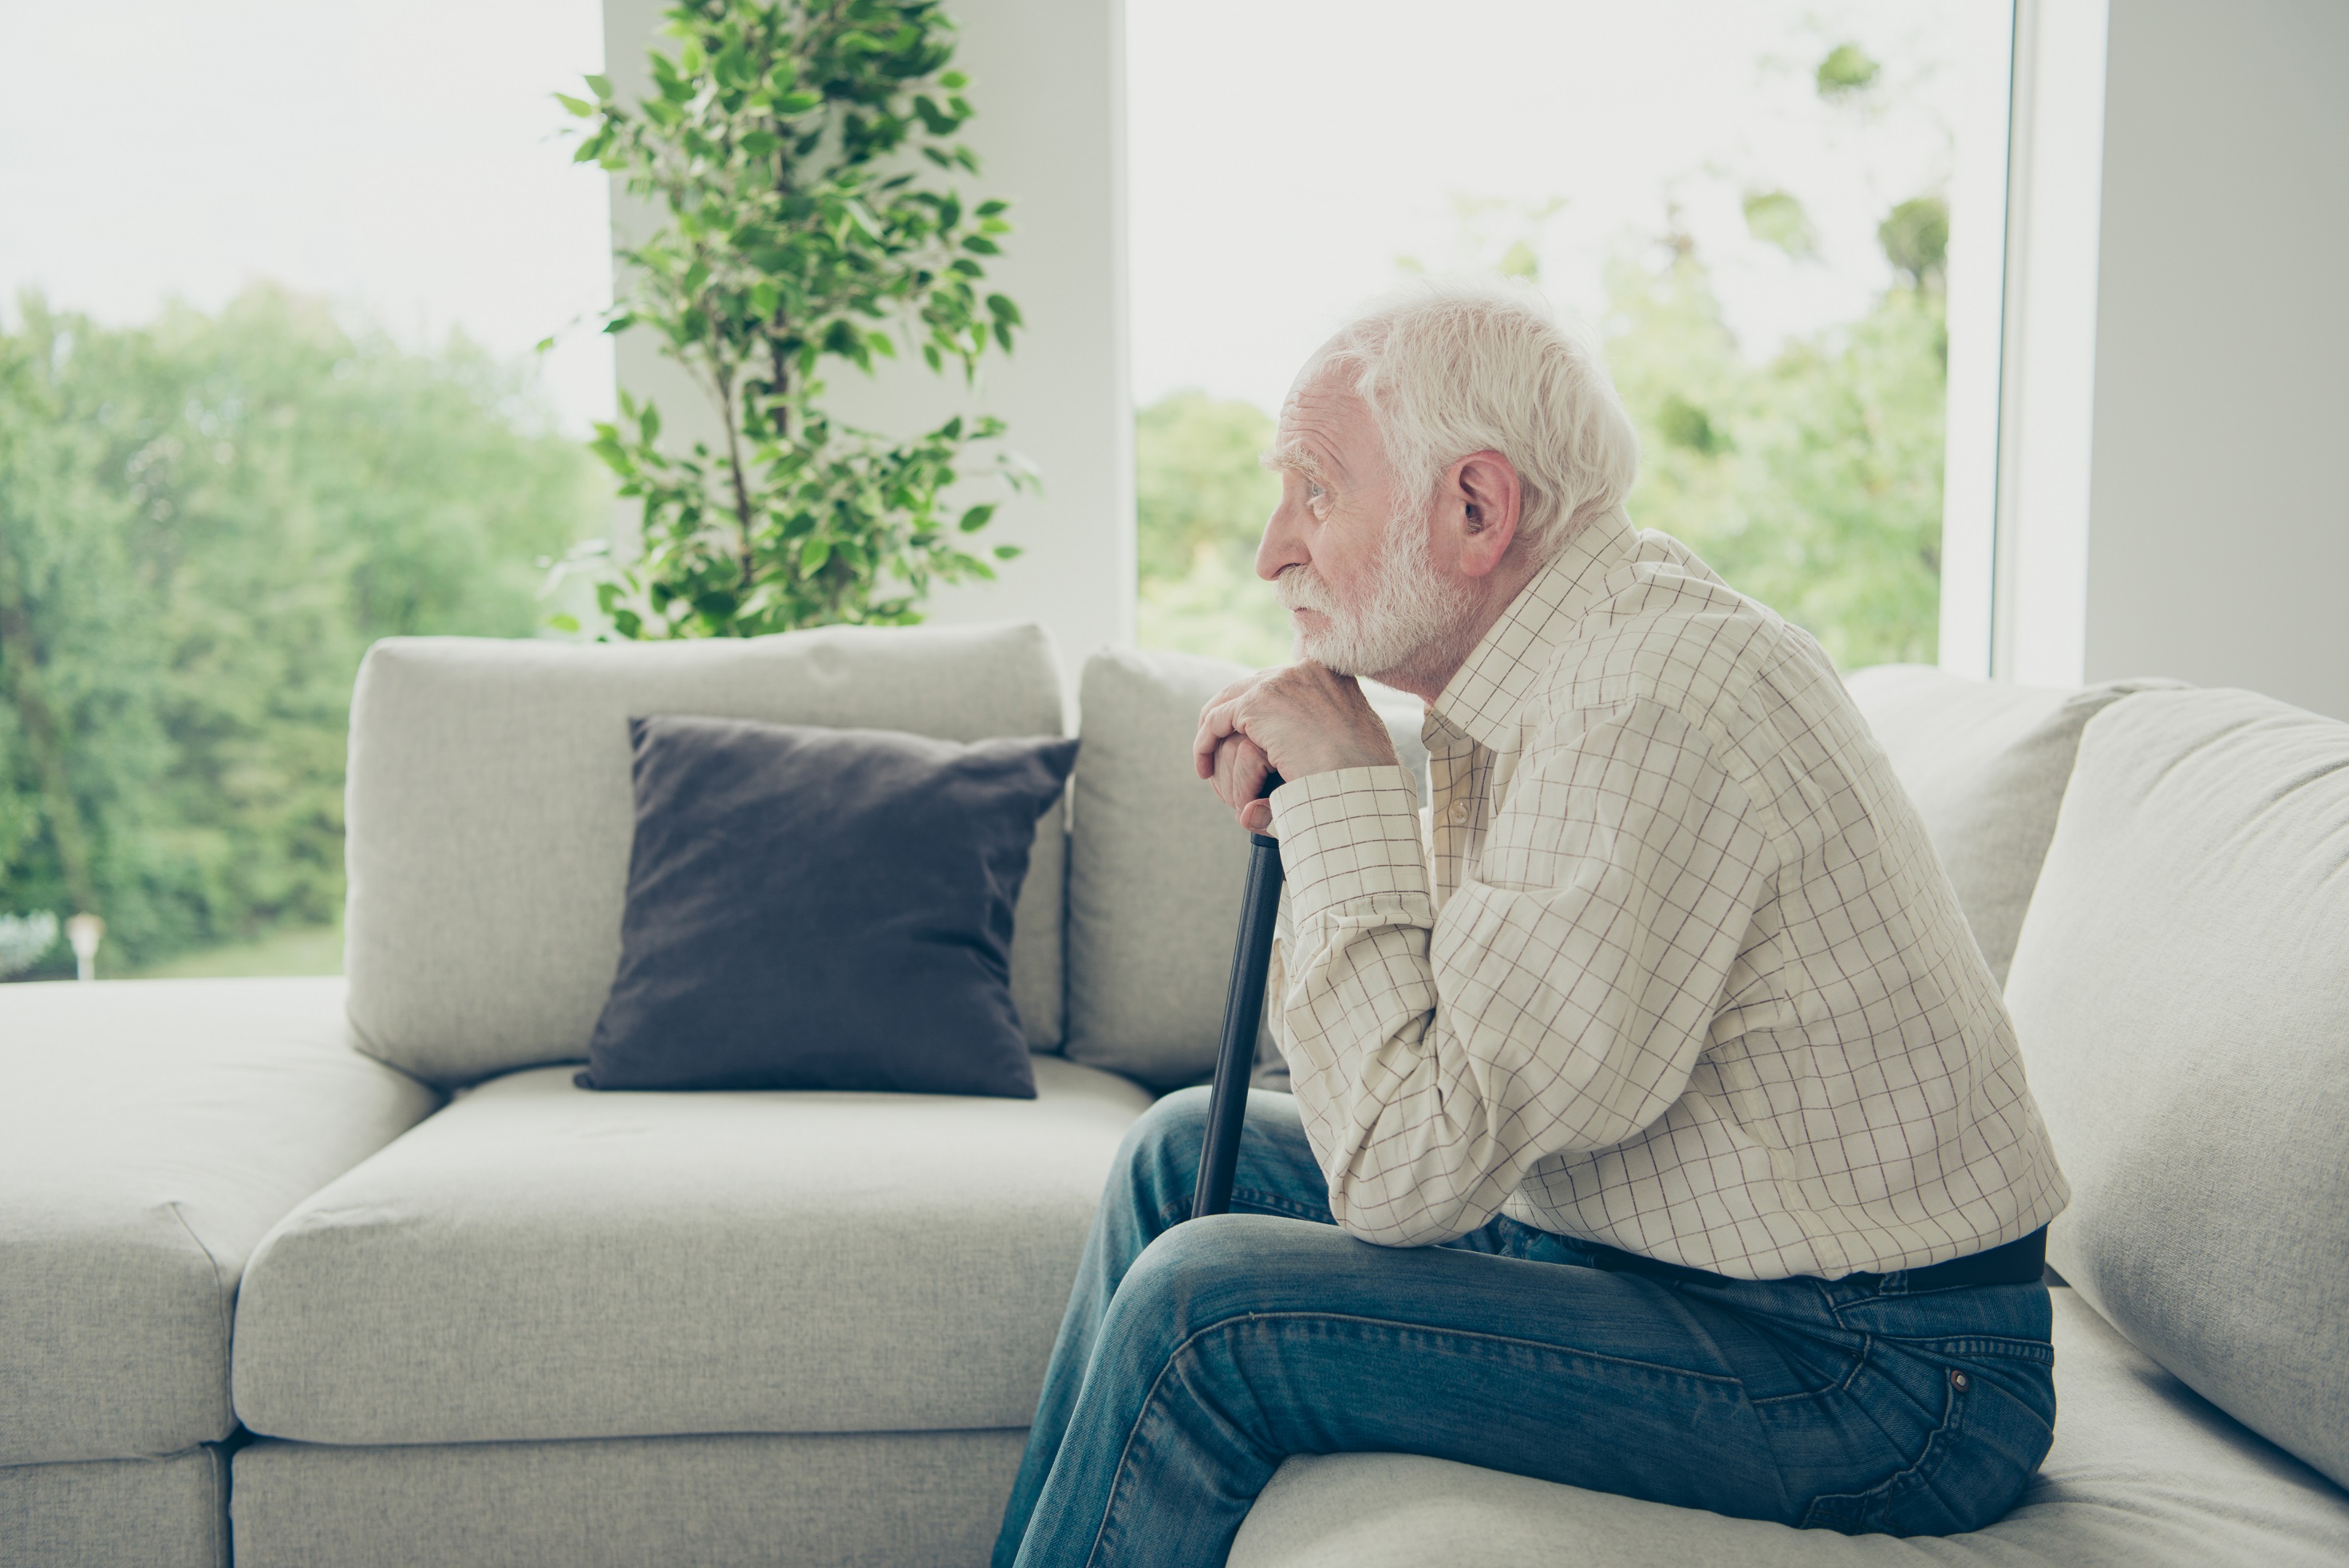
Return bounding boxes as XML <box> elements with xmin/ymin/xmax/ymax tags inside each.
<box><xmin>556</xmin><ymin>0</ymin><xmax>1028</xmax><ymax>638</ymax></box>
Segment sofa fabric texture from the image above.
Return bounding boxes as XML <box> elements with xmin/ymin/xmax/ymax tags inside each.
<box><xmin>342</xmin><ymin>622</ymin><xmax>1069</xmax><ymax>1088</ymax></box>
<box><xmin>229</xmin><ymin>1429</ymin><xmax>1024</xmax><ymax>1568</ymax></box>
<box><xmin>0</xmin><ymin>978</ymin><xmax>438</xmax><ymax>1467</ymax></box>
<box><xmin>230</xmin><ymin>1054</ymin><xmax>1151</xmax><ymax>1445</ymax></box>
<box><xmin>1840</xmin><ymin>664</ymin><xmax>2178</xmax><ymax>986</ymax></box>
<box><xmin>1227</xmin><ymin>1290</ymin><xmax>2349</xmax><ymax>1567</ymax></box>
<box><xmin>581</xmin><ymin>717</ymin><xmax>1078</xmax><ymax>1097</ymax></box>
<box><xmin>2004</xmin><ymin>688</ymin><xmax>2349</xmax><ymax>1490</ymax></box>
<box><xmin>0</xmin><ymin>1448</ymin><xmax>230</xmax><ymax>1568</ymax></box>
<box><xmin>1064</xmin><ymin>646</ymin><xmax>1427</xmax><ymax>1088</ymax></box>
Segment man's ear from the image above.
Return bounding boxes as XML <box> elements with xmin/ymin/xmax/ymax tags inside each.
<box><xmin>1447</xmin><ymin>450</ymin><xmax>1522</xmax><ymax>578</ymax></box>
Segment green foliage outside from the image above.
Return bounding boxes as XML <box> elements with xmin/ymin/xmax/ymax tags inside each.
<box><xmin>1605</xmin><ymin>239</ymin><xmax>1944</xmax><ymax>668</ymax></box>
<box><xmin>1137</xmin><ymin>38</ymin><xmax>1948</xmax><ymax>674</ymax></box>
<box><xmin>1135</xmin><ymin>393</ymin><xmax>1291</xmax><ymax>669</ymax></box>
<box><xmin>554</xmin><ymin>0</ymin><xmax>1029</xmax><ymax>640</ymax></box>
<box><xmin>0</xmin><ymin>288</ymin><xmax>598</xmax><ymax>976</ymax></box>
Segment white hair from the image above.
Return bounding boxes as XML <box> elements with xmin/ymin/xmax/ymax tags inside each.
<box><xmin>1313</xmin><ymin>277</ymin><xmax>1641</xmax><ymax>563</ymax></box>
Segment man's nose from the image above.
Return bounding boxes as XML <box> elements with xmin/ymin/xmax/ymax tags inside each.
<box><xmin>1257</xmin><ymin>499</ymin><xmax>1309</xmax><ymax>583</ymax></box>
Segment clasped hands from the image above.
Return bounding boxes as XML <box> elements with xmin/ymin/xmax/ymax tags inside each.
<box><xmin>1191</xmin><ymin>662</ymin><xmax>1400</xmax><ymax>834</ymax></box>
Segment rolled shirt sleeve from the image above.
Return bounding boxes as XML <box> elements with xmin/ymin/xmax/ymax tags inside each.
<box><xmin>1268</xmin><ymin>700</ymin><xmax>1777</xmax><ymax>1249</ymax></box>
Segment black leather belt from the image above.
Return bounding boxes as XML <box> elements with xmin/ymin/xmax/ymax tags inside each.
<box><xmin>1593</xmin><ymin>1227</ymin><xmax>2048</xmax><ymax>1293</ymax></box>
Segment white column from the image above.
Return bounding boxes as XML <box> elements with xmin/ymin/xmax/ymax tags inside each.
<box><xmin>599</xmin><ymin>0</ymin><xmax>1135</xmax><ymax>695</ymax></box>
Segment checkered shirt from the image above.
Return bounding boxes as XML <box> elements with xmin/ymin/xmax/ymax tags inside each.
<box><xmin>1265</xmin><ymin>509</ymin><xmax>2070</xmax><ymax>1278</ymax></box>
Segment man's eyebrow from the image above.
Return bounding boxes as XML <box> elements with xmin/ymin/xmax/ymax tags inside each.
<box><xmin>1261</xmin><ymin>441</ymin><xmax>1326</xmax><ymax>480</ymax></box>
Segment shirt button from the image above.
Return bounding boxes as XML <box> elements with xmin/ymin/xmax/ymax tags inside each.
<box><xmin>1447</xmin><ymin>800</ymin><xmax>1471</xmax><ymax>825</ymax></box>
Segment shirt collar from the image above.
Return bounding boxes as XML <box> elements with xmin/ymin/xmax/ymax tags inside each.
<box><xmin>1427</xmin><ymin>507</ymin><xmax>1639</xmax><ymax>753</ymax></box>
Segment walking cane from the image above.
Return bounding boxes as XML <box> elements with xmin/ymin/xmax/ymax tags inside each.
<box><xmin>1192</xmin><ymin>773</ymin><xmax>1285</xmax><ymax>1220</ymax></box>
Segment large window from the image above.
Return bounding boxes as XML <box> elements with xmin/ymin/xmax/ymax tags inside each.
<box><xmin>0</xmin><ymin>0</ymin><xmax>609</xmax><ymax>979</ymax></box>
<box><xmin>1127</xmin><ymin>0</ymin><xmax>2008</xmax><ymax>671</ymax></box>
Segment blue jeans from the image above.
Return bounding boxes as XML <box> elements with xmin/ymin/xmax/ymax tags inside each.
<box><xmin>993</xmin><ymin>1089</ymin><xmax>2056</xmax><ymax>1568</ymax></box>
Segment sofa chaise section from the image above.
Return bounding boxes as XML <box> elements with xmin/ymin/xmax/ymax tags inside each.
<box><xmin>0</xmin><ymin>977</ymin><xmax>439</xmax><ymax>1567</ymax></box>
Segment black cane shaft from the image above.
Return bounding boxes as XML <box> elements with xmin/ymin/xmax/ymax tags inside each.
<box><xmin>1193</xmin><ymin>776</ymin><xmax>1285</xmax><ymax>1221</ymax></box>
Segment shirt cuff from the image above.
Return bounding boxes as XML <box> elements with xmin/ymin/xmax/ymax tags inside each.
<box><xmin>1269</xmin><ymin>764</ymin><xmax>1431</xmax><ymax>930</ymax></box>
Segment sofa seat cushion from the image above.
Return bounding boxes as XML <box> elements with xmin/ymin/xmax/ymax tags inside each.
<box><xmin>230</xmin><ymin>1054</ymin><xmax>1153</xmax><ymax>1445</ymax></box>
<box><xmin>1227</xmin><ymin>1289</ymin><xmax>2349</xmax><ymax>1567</ymax></box>
<box><xmin>0</xmin><ymin>978</ymin><xmax>440</xmax><ymax>1466</ymax></box>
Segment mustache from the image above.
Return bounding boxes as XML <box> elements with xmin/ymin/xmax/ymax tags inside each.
<box><xmin>1273</xmin><ymin>565</ymin><xmax>1336</xmax><ymax>614</ymax></box>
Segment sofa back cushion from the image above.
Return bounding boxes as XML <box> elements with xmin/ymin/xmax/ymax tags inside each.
<box><xmin>1064</xmin><ymin>648</ymin><xmax>1427</xmax><ymax>1088</ymax></box>
<box><xmin>2004</xmin><ymin>687</ymin><xmax>2349</xmax><ymax>1489</ymax></box>
<box><xmin>1842</xmin><ymin>664</ymin><xmax>2177</xmax><ymax>987</ymax></box>
<box><xmin>345</xmin><ymin>622</ymin><xmax>1067</xmax><ymax>1088</ymax></box>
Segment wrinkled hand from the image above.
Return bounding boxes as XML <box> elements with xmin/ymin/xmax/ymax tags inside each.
<box><xmin>1192</xmin><ymin>662</ymin><xmax>1400</xmax><ymax>832</ymax></box>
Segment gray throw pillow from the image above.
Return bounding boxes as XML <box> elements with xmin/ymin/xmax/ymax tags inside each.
<box><xmin>577</xmin><ymin>716</ymin><xmax>1078</xmax><ymax>1097</ymax></box>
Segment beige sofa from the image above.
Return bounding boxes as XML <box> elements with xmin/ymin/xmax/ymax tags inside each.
<box><xmin>3</xmin><ymin>627</ymin><xmax>2343</xmax><ymax>1566</ymax></box>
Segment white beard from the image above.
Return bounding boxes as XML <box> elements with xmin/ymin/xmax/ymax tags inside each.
<box><xmin>1275</xmin><ymin>508</ymin><xmax>1478</xmax><ymax>682</ymax></box>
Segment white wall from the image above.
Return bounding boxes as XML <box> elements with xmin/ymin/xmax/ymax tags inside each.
<box><xmin>2079</xmin><ymin>0</ymin><xmax>2349</xmax><ymax>718</ymax></box>
<box><xmin>599</xmin><ymin>0</ymin><xmax>1133</xmax><ymax>694</ymax></box>
<box><xmin>1995</xmin><ymin>0</ymin><xmax>2349</xmax><ymax>717</ymax></box>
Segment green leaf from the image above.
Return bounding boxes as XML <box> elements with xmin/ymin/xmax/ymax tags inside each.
<box><xmin>555</xmin><ymin>93</ymin><xmax>595</xmax><ymax>117</ymax></box>
<box><xmin>959</xmin><ymin>235</ymin><xmax>1000</xmax><ymax>255</ymax></box>
<box><xmin>583</xmin><ymin>73</ymin><xmax>613</xmax><ymax>98</ymax></box>
<box><xmin>776</xmin><ymin>89</ymin><xmax>823</xmax><ymax>114</ymax></box>
<box><xmin>974</xmin><ymin>199</ymin><xmax>1007</xmax><ymax>217</ymax></box>
<box><xmin>992</xmin><ymin>544</ymin><xmax>1021</xmax><ymax>561</ymax></box>
<box><xmin>957</xmin><ymin>503</ymin><xmax>996</xmax><ymax>532</ymax></box>
<box><xmin>938</xmin><ymin>70</ymin><xmax>969</xmax><ymax>89</ymax></box>
<box><xmin>549</xmin><ymin>612</ymin><xmax>582</xmax><ymax>633</ymax></box>
<box><xmin>985</xmin><ymin>294</ymin><xmax>1022</xmax><ymax>326</ymax></box>
<box><xmin>799</xmin><ymin>536</ymin><xmax>832</xmax><ymax>573</ymax></box>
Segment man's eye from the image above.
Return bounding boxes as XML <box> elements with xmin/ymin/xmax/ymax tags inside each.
<box><xmin>1307</xmin><ymin>483</ymin><xmax>1329</xmax><ymax>516</ymax></box>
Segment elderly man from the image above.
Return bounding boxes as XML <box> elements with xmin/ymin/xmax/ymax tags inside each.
<box><xmin>992</xmin><ymin>282</ymin><xmax>2068</xmax><ymax>1568</ymax></box>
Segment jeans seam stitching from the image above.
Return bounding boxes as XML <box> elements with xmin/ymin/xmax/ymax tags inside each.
<box><xmin>1799</xmin><ymin>1372</ymin><xmax>1965</xmax><ymax>1530</ymax></box>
